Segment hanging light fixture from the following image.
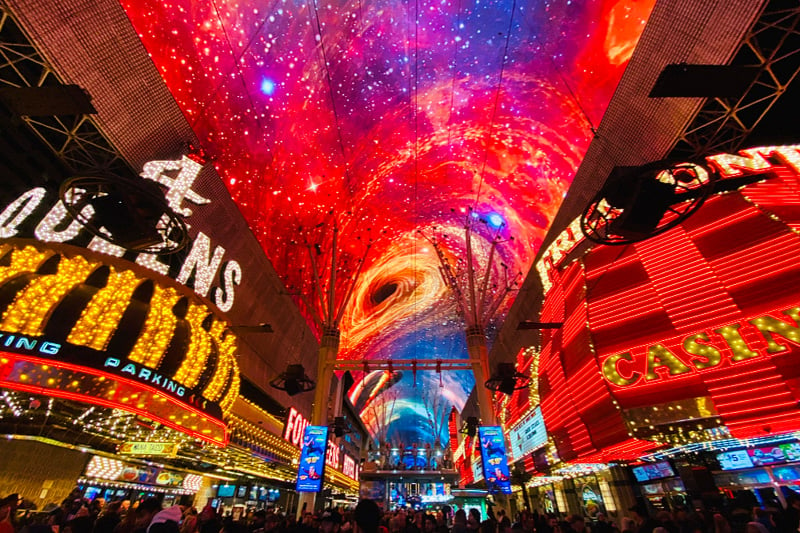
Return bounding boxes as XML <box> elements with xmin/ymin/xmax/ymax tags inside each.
<box><xmin>59</xmin><ymin>175</ymin><xmax>190</xmax><ymax>254</ymax></box>
<box><xmin>484</xmin><ymin>362</ymin><xmax>531</xmax><ymax>396</ymax></box>
<box><xmin>269</xmin><ymin>364</ymin><xmax>315</xmax><ymax>396</ymax></box>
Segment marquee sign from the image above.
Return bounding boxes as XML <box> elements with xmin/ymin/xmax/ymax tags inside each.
<box><xmin>0</xmin><ymin>156</ymin><xmax>243</xmax><ymax>313</ymax></box>
<box><xmin>119</xmin><ymin>441</ymin><xmax>180</xmax><ymax>457</ymax></box>
<box><xmin>508</xmin><ymin>406</ymin><xmax>548</xmax><ymax>461</ymax></box>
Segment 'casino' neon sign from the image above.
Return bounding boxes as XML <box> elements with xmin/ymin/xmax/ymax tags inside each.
<box><xmin>602</xmin><ymin>305</ymin><xmax>800</xmax><ymax>388</ymax></box>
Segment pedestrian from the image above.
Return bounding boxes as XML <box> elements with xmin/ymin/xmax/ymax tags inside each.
<box><xmin>353</xmin><ymin>501</ymin><xmax>380</xmax><ymax>533</ymax></box>
<box><xmin>94</xmin><ymin>502</ymin><xmax>123</xmax><ymax>533</ymax></box>
<box><xmin>1</xmin><ymin>495</ymin><xmax>20</xmax><ymax>533</ymax></box>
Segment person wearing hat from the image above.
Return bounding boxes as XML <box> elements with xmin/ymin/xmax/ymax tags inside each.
<box><xmin>0</xmin><ymin>494</ymin><xmax>20</xmax><ymax>533</ymax></box>
<box><xmin>148</xmin><ymin>506</ymin><xmax>183</xmax><ymax>533</ymax></box>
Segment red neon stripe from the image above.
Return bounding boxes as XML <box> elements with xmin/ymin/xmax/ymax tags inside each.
<box><xmin>0</xmin><ymin>352</ymin><xmax>227</xmax><ymax>446</ymax></box>
<box><xmin>719</xmin><ymin>400</ymin><xmax>799</xmax><ymax>417</ymax></box>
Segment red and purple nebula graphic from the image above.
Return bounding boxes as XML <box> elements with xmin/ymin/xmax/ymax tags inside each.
<box><xmin>121</xmin><ymin>0</ymin><xmax>654</xmax><ymax>444</ymax></box>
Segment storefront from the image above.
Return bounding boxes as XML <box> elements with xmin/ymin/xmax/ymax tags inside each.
<box><xmin>713</xmin><ymin>441</ymin><xmax>800</xmax><ymax>508</ymax></box>
<box><xmin>77</xmin><ymin>455</ymin><xmax>203</xmax><ymax>507</ymax></box>
<box><xmin>631</xmin><ymin>462</ymin><xmax>689</xmax><ymax>513</ymax></box>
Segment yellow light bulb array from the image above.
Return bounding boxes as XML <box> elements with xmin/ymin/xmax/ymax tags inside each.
<box><xmin>68</xmin><ymin>268</ymin><xmax>140</xmax><ymax>350</ymax></box>
<box><xmin>219</xmin><ymin>371</ymin><xmax>240</xmax><ymax>415</ymax></box>
<box><xmin>0</xmin><ymin>245</ymin><xmax>52</xmax><ymax>285</ymax></box>
<box><xmin>204</xmin><ymin>324</ymin><xmax>239</xmax><ymax>403</ymax></box>
<box><xmin>174</xmin><ymin>305</ymin><xmax>217</xmax><ymax>388</ymax></box>
<box><xmin>2</xmin><ymin>253</ymin><xmax>97</xmax><ymax>335</ymax></box>
<box><xmin>216</xmin><ymin>330</ymin><xmax>239</xmax><ymax>414</ymax></box>
<box><xmin>129</xmin><ymin>285</ymin><xmax>181</xmax><ymax>367</ymax></box>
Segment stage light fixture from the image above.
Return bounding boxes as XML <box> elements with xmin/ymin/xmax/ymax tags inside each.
<box><xmin>485</xmin><ymin>362</ymin><xmax>531</xmax><ymax>395</ymax></box>
<box><xmin>269</xmin><ymin>364</ymin><xmax>315</xmax><ymax>396</ymax></box>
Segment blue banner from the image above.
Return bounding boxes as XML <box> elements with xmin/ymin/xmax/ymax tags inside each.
<box><xmin>478</xmin><ymin>426</ymin><xmax>512</xmax><ymax>494</ymax></box>
<box><xmin>296</xmin><ymin>425</ymin><xmax>328</xmax><ymax>492</ymax></box>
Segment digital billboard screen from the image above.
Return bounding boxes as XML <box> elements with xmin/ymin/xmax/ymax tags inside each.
<box><xmin>717</xmin><ymin>450</ymin><xmax>754</xmax><ymax>470</ymax></box>
<box><xmin>478</xmin><ymin>426</ymin><xmax>512</xmax><ymax>494</ymax></box>
<box><xmin>296</xmin><ymin>426</ymin><xmax>328</xmax><ymax>492</ymax></box>
<box><xmin>780</xmin><ymin>443</ymin><xmax>800</xmax><ymax>462</ymax></box>
<box><xmin>748</xmin><ymin>446</ymin><xmax>787</xmax><ymax>466</ymax></box>
<box><xmin>216</xmin><ymin>485</ymin><xmax>236</xmax><ymax>498</ymax></box>
<box><xmin>632</xmin><ymin>461</ymin><xmax>675</xmax><ymax>482</ymax></box>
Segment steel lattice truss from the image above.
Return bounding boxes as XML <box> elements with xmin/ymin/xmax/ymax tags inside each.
<box><xmin>0</xmin><ymin>6</ymin><xmax>129</xmax><ymax>176</ymax></box>
<box><xmin>671</xmin><ymin>0</ymin><xmax>800</xmax><ymax>158</ymax></box>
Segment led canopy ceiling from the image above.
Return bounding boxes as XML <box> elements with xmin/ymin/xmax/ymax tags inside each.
<box><xmin>121</xmin><ymin>0</ymin><xmax>655</xmax><ymax>445</ymax></box>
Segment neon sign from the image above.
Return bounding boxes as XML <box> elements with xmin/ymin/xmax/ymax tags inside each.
<box><xmin>536</xmin><ymin>146</ymin><xmax>800</xmax><ymax>457</ymax></box>
<box><xmin>0</xmin><ymin>333</ymin><xmax>61</xmax><ymax>355</ymax></box>
<box><xmin>0</xmin><ymin>156</ymin><xmax>242</xmax><ymax>312</ymax></box>
<box><xmin>536</xmin><ymin>144</ymin><xmax>800</xmax><ymax>293</ymax></box>
<box><xmin>342</xmin><ymin>454</ymin><xmax>358</xmax><ymax>480</ymax></box>
<box><xmin>0</xmin><ymin>329</ymin><xmax>211</xmax><ymax>413</ymax></box>
<box><xmin>283</xmin><ymin>407</ymin><xmax>341</xmax><ymax>469</ymax></box>
<box><xmin>601</xmin><ymin>305</ymin><xmax>800</xmax><ymax>388</ymax></box>
<box><xmin>104</xmin><ymin>358</ymin><xmax>187</xmax><ymax>398</ymax></box>
<box><xmin>284</xmin><ymin>407</ymin><xmax>311</xmax><ymax>447</ymax></box>
<box><xmin>326</xmin><ymin>440</ymin><xmax>341</xmax><ymax>470</ymax></box>
<box><xmin>0</xmin><ymin>242</ymin><xmax>240</xmax><ymax>423</ymax></box>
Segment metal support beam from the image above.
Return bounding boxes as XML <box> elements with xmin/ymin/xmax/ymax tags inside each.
<box><xmin>670</xmin><ymin>1</ymin><xmax>800</xmax><ymax>158</ymax></box>
<box><xmin>0</xmin><ymin>7</ymin><xmax>130</xmax><ymax>177</ymax></box>
<box><xmin>334</xmin><ymin>359</ymin><xmax>474</xmax><ymax>371</ymax></box>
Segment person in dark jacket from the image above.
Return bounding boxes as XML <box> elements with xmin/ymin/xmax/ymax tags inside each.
<box><xmin>94</xmin><ymin>502</ymin><xmax>123</xmax><ymax>533</ymax></box>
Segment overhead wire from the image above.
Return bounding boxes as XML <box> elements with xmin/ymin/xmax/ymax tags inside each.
<box><xmin>471</xmin><ymin>0</ymin><xmax>518</xmax><ymax>211</ymax></box>
<box><xmin>443</xmin><ymin>0</ymin><xmax>464</xmax><ymax>187</ymax></box>
<box><xmin>407</xmin><ymin>0</ymin><xmax>421</xmax><ymax>362</ymax></box>
<box><xmin>309</xmin><ymin>0</ymin><xmax>353</xmax><ymax>188</ymax></box>
<box><xmin>196</xmin><ymin>0</ymin><xmax>278</xmax><ymax>157</ymax></box>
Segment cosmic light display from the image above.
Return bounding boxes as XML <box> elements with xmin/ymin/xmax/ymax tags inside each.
<box><xmin>121</xmin><ymin>0</ymin><xmax>655</xmax><ymax>444</ymax></box>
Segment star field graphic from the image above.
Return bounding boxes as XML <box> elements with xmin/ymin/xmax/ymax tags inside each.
<box><xmin>121</xmin><ymin>0</ymin><xmax>655</xmax><ymax>445</ymax></box>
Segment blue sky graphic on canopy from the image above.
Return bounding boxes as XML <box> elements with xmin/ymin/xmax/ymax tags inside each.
<box><xmin>478</xmin><ymin>426</ymin><xmax>512</xmax><ymax>494</ymax></box>
<box><xmin>296</xmin><ymin>425</ymin><xmax>328</xmax><ymax>492</ymax></box>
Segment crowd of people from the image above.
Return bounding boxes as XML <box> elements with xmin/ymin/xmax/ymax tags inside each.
<box><xmin>2</xmin><ymin>491</ymin><xmax>800</xmax><ymax>533</ymax></box>
<box><xmin>0</xmin><ymin>493</ymin><xmax>386</xmax><ymax>533</ymax></box>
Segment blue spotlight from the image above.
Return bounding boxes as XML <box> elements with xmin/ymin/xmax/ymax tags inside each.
<box><xmin>486</xmin><ymin>212</ymin><xmax>505</xmax><ymax>229</ymax></box>
<box><xmin>260</xmin><ymin>78</ymin><xmax>276</xmax><ymax>95</ymax></box>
